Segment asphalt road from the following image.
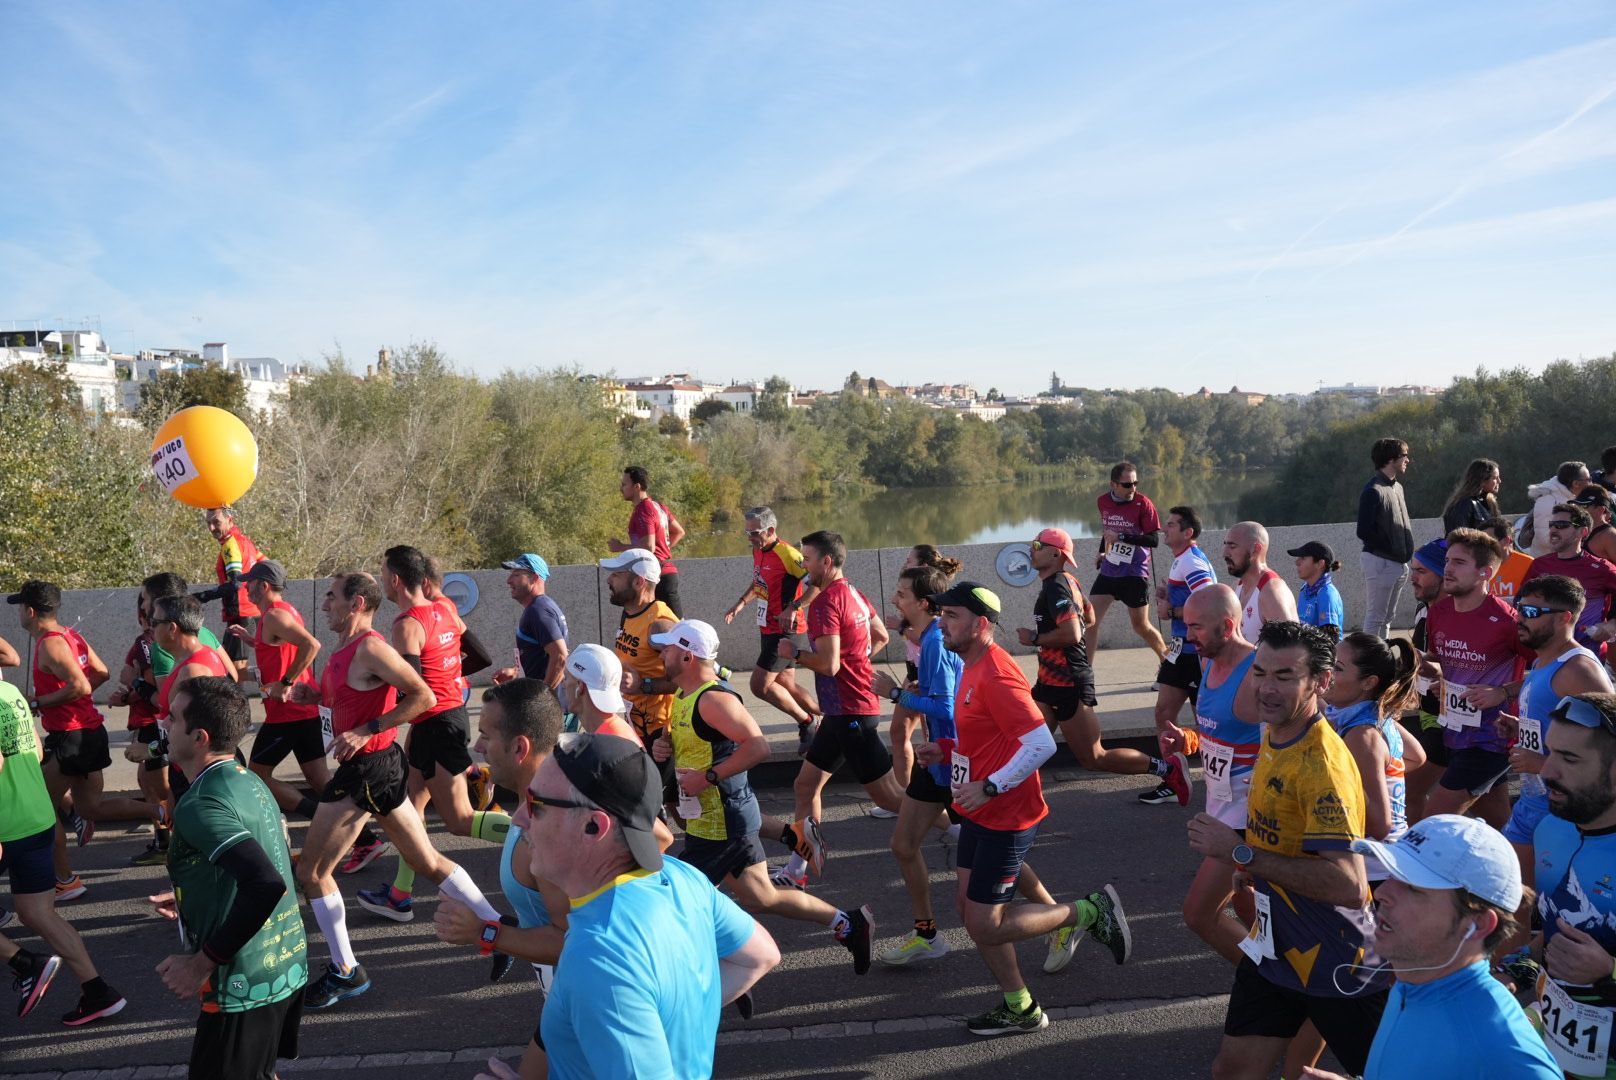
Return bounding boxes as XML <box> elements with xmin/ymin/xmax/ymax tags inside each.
<box><xmin>1</xmin><ymin>766</ymin><xmax>1341</xmax><ymax>1079</ymax></box>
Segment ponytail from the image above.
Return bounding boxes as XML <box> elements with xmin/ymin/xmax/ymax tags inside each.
<box><xmin>1341</xmin><ymin>632</ymin><xmax>1417</xmax><ymax>717</ymax></box>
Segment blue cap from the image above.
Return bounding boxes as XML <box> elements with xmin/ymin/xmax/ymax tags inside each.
<box><xmin>501</xmin><ymin>553</ymin><xmax>550</xmax><ymax>580</ymax></box>
<box><xmin>1412</xmin><ymin>539</ymin><xmax>1447</xmax><ymax>575</ymax></box>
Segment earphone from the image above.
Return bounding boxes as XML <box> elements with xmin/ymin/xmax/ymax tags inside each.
<box><xmin>584</xmin><ymin>821</ymin><xmax>599</xmax><ymax>835</ymax></box>
<box><xmin>1461</xmin><ymin>922</ymin><xmax>1477</xmax><ymax>942</ymax></box>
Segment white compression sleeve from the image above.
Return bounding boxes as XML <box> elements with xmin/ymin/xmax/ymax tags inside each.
<box><xmin>988</xmin><ymin>723</ymin><xmax>1056</xmax><ymax>791</ymax></box>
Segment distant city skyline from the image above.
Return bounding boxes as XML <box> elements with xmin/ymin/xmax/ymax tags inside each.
<box><xmin>4</xmin><ymin>3</ymin><xmax>1613</xmax><ymax>397</ymax></box>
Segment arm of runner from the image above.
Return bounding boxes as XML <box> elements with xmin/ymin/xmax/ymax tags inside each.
<box><xmin>1261</xmin><ymin>581</ymin><xmax>1299</xmax><ymax>624</ymax></box>
<box><xmin>1341</xmin><ymin>727</ymin><xmax>1393</xmax><ymax>841</ymax></box>
<box><xmin>785</xmin><ymin>632</ymin><xmax>838</xmax><ymax>677</ymax></box>
<box><xmin>365</xmin><ymin>637</ymin><xmax>438</xmax><ymax>729</ymax></box>
<box><xmin>1191</xmin><ymin>819</ymin><xmax>1368</xmax><ymax>909</ymax></box>
<box><xmin>1121</xmin><ymin>529</ymin><xmax>1162</xmax><ymax>548</ymax></box>
<box><xmin>678</xmin><ymin>693</ymin><xmax>769</xmax><ymax>796</ymax></box>
<box><xmin>433</xmin><ymin>897</ymin><xmax>564</xmax><ymax>964</ymax></box>
<box><xmin>985</xmin><ymin>723</ymin><xmax>1056</xmax><ymax>794</ymax></box>
<box><xmin>717</xmin><ymin>919</ymin><xmax>780</xmax><ymax>1007</ymax></box>
<box><xmin>35</xmin><ymin>635</ymin><xmax>92</xmax><ymax>708</ymax></box>
<box><xmin>725</xmin><ymin>582</ymin><xmax>757</xmax><ymax>623</ymax></box>
<box><xmin>459</xmin><ymin>628</ymin><xmax>493</xmax><ymax>678</ymax></box>
<box><xmin>1395</xmin><ymin>720</ymin><xmax>1427</xmax><ymax>771</ymax></box>
<box><xmin>0</xmin><ymin>634</ymin><xmax>18</xmax><ymax>668</ymax></box>
<box><xmin>265</xmin><ymin>608</ymin><xmax>321</xmax><ymax>700</ymax></box>
<box><xmin>867</xmin><ymin>612</ymin><xmax>890</xmax><ymax>654</ymax></box>
<box><xmin>665</xmin><ymin>511</ymin><xmax>686</xmax><ymax>550</ymax></box>
<box><xmin>542</xmin><ymin>640</ymin><xmax>568</xmax><ymax>689</ymax></box>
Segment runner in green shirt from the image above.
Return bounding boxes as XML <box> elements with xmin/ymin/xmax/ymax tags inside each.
<box><xmin>157</xmin><ymin>674</ymin><xmax>307</xmax><ymax>1079</ymax></box>
<box><xmin>0</xmin><ymin>678</ymin><xmax>127</xmax><ymax>1025</ymax></box>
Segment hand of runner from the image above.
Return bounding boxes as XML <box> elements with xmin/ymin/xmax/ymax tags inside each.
<box><xmin>331</xmin><ymin>729</ymin><xmax>369</xmax><ymax>762</ymax></box>
<box><xmin>123</xmin><ymin>741</ymin><xmax>147</xmax><ymax>764</ymax></box>
<box><xmin>156</xmin><ymin>951</ymin><xmax>213</xmax><ymax>999</ymax></box>
<box><xmin>149</xmin><ymin>892</ymin><xmax>178</xmax><ymax>920</ymax></box>
<box><xmin>432</xmin><ymin>897</ymin><xmax>484</xmax><ymax>947</ymax></box>
<box><xmin>1589</xmin><ymin>620</ymin><xmax>1615</xmax><ymax>643</ymax></box>
<box><xmin>1495</xmin><ymin>711</ymin><xmax>1519</xmax><ymax>740</ymax></box>
<box><xmin>775</xmin><ymin>609</ymin><xmax>797</xmax><ymax>634</ymax></box>
<box><xmin>109</xmin><ymin>683</ymin><xmax>131</xmax><ymax>706</ymax></box>
<box><xmin>1157</xmin><ymin>725</ymin><xmax>1187</xmax><ymax>756</ymax></box>
<box><xmin>1509</xmin><ymin>747</ymin><xmax>1546</xmax><ymax>775</ymax></box>
<box><xmin>224</xmin><ymin>624</ymin><xmax>252</xmax><ymax>640</ymax></box>
<box><xmin>473</xmin><ymin>1056</ymin><xmax>522</xmax><ymax>1080</ymax></box>
<box><xmin>1187</xmin><ymin>813</ymin><xmax>1240</xmax><ymax>862</ymax></box>
<box><xmin>1015</xmin><ymin>627</ymin><xmax>1036</xmax><ymax>647</ymax></box>
<box><xmin>871</xmin><ymin>670</ymin><xmax>897</xmax><ymax>698</ymax></box>
<box><xmin>263</xmin><ymin>681</ymin><xmax>290</xmax><ymax>703</ymax></box>
<box><xmin>675</xmin><ymin>768</ymin><xmax>708</xmax><ymax>796</ymax></box>
<box><xmin>492</xmin><ymin>666</ymin><xmax>519</xmax><ymax>685</ymax></box>
<box><xmin>954</xmin><ymin>779</ymin><xmax>990</xmax><ymax>811</ymax></box>
<box><xmin>1463</xmin><ymin>684</ymin><xmax>1507</xmax><ymax>709</ymax></box>
<box><xmin>652</xmin><ymin>733</ymin><xmax>672</xmax><ymax>763</ymax></box>
<box><xmin>287</xmin><ymin>681</ymin><xmax>321</xmax><ymax>705</ymax></box>
<box><xmin>1298</xmin><ymin>1068</ymin><xmax>1351</xmax><ymax>1080</ymax></box>
<box><xmin>724</xmin><ymin>607</ymin><xmax>738</xmax><ymax>625</ymax></box>
<box><xmin>1548</xmin><ymin>917</ymin><xmax>1614</xmax><ymax>984</ymax></box>
<box><xmin>914</xmin><ymin>741</ymin><xmax>942</xmax><ymax>766</ymax></box>
<box><xmin>776</xmin><ymin>637</ymin><xmax>798</xmax><ymax>661</ymax></box>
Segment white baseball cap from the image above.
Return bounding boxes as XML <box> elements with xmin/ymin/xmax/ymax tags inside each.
<box><xmin>565</xmin><ymin>643</ymin><xmax>626</xmax><ymax>715</ymax></box>
<box><xmin>599</xmin><ymin>548</ymin><xmax>661</xmax><ymax>584</ymax></box>
<box><xmin>1351</xmin><ymin>814</ymin><xmax>1522</xmax><ymax>910</ymax></box>
<box><xmin>650</xmin><ymin>619</ymin><xmax>720</xmax><ymax>661</ymax></box>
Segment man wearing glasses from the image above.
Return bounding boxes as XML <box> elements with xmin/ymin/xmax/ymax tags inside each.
<box><xmin>1499</xmin><ymin>575</ymin><xmax>1612</xmax><ymax>889</ymax></box>
<box><xmin>1356</xmin><ymin>437</ymin><xmax>1414</xmax><ymax>639</ymax></box>
<box><xmin>527</xmin><ymin>732</ymin><xmax>779</xmax><ymax>1079</ymax></box>
<box><xmin>1085</xmin><ymin>462</ymin><xmax>1168</xmax><ymax>662</ymax></box>
<box><xmin>1522</xmin><ymin>504</ymin><xmax>1616</xmax><ymax>661</ymax></box>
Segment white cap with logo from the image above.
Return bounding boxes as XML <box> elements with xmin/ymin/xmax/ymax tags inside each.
<box><xmin>565</xmin><ymin>643</ymin><xmax>626</xmax><ymax>715</ymax></box>
<box><xmin>599</xmin><ymin>548</ymin><xmax>661</xmax><ymax>584</ymax></box>
<box><xmin>650</xmin><ymin>619</ymin><xmax>721</xmax><ymax>661</ymax></box>
<box><xmin>1351</xmin><ymin>813</ymin><xmax>1523</xmax><ymax>910</ymax></box>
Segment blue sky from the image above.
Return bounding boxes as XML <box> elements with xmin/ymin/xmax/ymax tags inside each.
<box><xmin>3</xmin><ymin>2</ymin><xmax>1613</xmax><ymax>395</ymax></box>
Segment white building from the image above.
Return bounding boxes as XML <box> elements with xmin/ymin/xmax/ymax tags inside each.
<box><xmin>119</xmin><ymin>343</ymin><xmax>304</xmax><ymax>416</ymax></box>
<box><xmin>1315</xmin><ymin>383</ymin><xmax>1385</xmax><ymax>400</ymax></box>
<box><xmin>716</xmin><ymin>384</ymin><xmax>763</xmax><ymax>412</ymax></box>
<box><xmin>627</xmin><ymin>381</ymin><xmax>708</xmax><ymax>421</ymax></box>
<box><xmin>0</xmin><ymin>329</ymin><xmax>124</xmax><ymax>415</ymax></box>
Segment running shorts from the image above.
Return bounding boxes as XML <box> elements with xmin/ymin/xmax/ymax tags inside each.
<box><xmin>1223</xmin><ymin>959</ymin><xmax>1386</xmax><ymax>1077</ymax></box>
<box><xmin>755</xmin><ymin>634</ymin><xmax>796</xmax><ymax>673</ymax></box>
<box><xmin>250</xmin><ymin>717</ymin><xmax>327</xmax><ymax>770</ymax></box>
<box><xmin>223</xmin><ymin>617</ymin><xmax>252</xmax><ymax>664</ymax></box>
<box><xmin>322</xmin><ymin>744</ymin><xmax>408</xmax><ymax>816</ymax></box>
<box><xmin>1155</xmin><ymin>650</ymin><xmax>1202</xmax><ymax>701</ymax></box>
<box><xmin>804</xmin><ymin>714</ymin><xmax>892</xmax><ymax>785</ymax></box>
<box><xmin>680</xmin><ymin>834</ymin><xmax>767</xmax><ymax>884</ymax></box>
<box><xmin>1439</xmin><ymin>747</ymin><xmax>1511</xmax><ymax>797</ymax></box>
<box><xmin>135</xmin><ymin>723</ymin><xmax>169</xmax><ymax>773</ymax></box>
<box><xmin>1415</xmin><ymin>718</ymin><xmax>1449</xmax><ymax>768</ymax></box>
<box><xmin>1031</xmin><ymin>678</ymin><xmax>1097</xmax><ymax>723</ymax></box>
<box><xmin>1089</xmin><ymin>574</ymin><xmax>1149</xmax><ymax>608</ymax></box>
<box><xmin>0</xmin><ymin>826</ymin><xmax>56</xmax><ymax>895</ymax></box>
<box><xmin>189</xmin><ymin>991</ymin><xmax>304</xmax><ymax>1080</ymax></box>
<box><xmin>43</xmin><ymin>727</ymin><xmax>112</xmax><ymax>778</ymax></box>
<box><xmin>406</xmin><ymin>706</ymin><xmax>474</xmax><ymax>780</ymax></box>
<box><xmin>957</xmin><ymin>819</ymin><xmax>1038</xmax><ymax>906</ymax></box>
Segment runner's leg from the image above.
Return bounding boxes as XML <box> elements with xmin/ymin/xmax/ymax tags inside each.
<box><xmin>1183</xmin><ymin>856</ymin><xmax>1246</xmax><ymax>964</ymax></box>
<box><xmin>1124</xmin><ymin>602</ymin><xmax>1168</xmax><ymax>659</ymax></box>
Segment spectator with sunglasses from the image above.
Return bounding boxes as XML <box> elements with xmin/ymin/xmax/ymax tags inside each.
<box><xmin>1085</xmin><ymin>462</ymin><xmax>1169</xmax><ymax>663</ymax></box>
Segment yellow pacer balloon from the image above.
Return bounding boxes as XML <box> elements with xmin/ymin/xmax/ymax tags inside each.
<box><xmin>149</xmin><ymin>406</ymin><xmax>259</xmax><ymax>509</ymax></box>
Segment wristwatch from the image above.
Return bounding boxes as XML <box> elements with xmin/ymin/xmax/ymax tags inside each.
<box><xmin>640</xmin><ymin>678</ymin><xmax>654</xmax><ymax>696</ymax></box>
<box><xmin>278</xmin><ymin>675</ymin><xmax>294</xmax><ymax>687</ymax></box>
<box><xmin>1231</xmin><ymin>843</ymin><xmax>1256</xmax><ymax>867</ymax></box>
<box><xmin>981</xmin><ymin>779</ymin><xmax>1000</xmax><ymax>797</ymax></box>
<box><xmin>888</xmin><ymin>687</ymin><xmax>902</xmax><ymax>704</ymax></box>
<box><xmin>366</xmin><ymin>718</ymin><xmax>382</xmax><ymax>735</ymax></box>
<box><xmin>705</xmin><ymin>768</ymin><xmax>720</xmax><ymax>787</ymax></box>
<box><xmin>478</xmin><ymin>921</ymin><xmax>500</xmax><ymax>956</ymax></box>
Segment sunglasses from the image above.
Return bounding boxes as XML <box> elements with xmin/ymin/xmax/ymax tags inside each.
<box><xmin>1114</xmin><ymin>480</ymin><xmax>1138</xmax><ymax>489</ymax></box>
<box><xmin>1547</xmin><ymin>521</ymin><xmax>1578</xmax><ymax>530</ymax></box>
<box><xmin>1515</xmin><ymin>602</ymin><xmax>1568</xmax><ymax>619</ymax></box>
<box><xmin>525</xmin><ymin>790</ymin><xmax>591</xmax><ymax>819</ymax></box>
<box><xmin>744</xmin><ymin>528</ymin><xmax>768</xmax><ymax>537</ymax></box>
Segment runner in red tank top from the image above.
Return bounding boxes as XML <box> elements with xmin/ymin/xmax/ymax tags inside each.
<box><xmin>234</xmin><ymin>560</ymin><xmax>332</xmax><ymax>820</ymax></box>
<box><xmin>361</xmin><ymin>546</ymin><xmax>511</xmax><ymax>919</ymax></box>
<box><xmin>287</xmin><ymin>570</ymin><xmax>505</xmax><ymax>1011</ymax></box>
<box><xmin>108</xmin><ymin>602</ymin><xmax>173</xmax><ymax>865</ymax></box>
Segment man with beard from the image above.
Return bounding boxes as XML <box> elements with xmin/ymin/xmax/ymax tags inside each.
<box><xmin>1404</xmin><ymin>540</ymin><xmax>1450</xmax><ymax>821</ymax></box>
<box><xmin>1223</xmin><ymin>522</ymin><xmax>1297</xmax><ymax>643</ymax></box>
<box><xmin>1532</xmin><ymin>693</ymin><xmax>1616</xmax><ymax>1078</ymax></box>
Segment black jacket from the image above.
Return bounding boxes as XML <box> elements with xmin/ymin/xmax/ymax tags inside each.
<box><xmin>1357</xmin><ymin>473</ymin><xmax>1413</xmax><ymax>563</ymax></box>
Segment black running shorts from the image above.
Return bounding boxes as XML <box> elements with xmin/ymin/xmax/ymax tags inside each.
<box><xmin>250</xmin><ymin>718</ymin><xmax>327</xmax><ymax>769</ymax></box>
<box><xmin>755</xmin><ymin>633</ymin><xmax>796</xmax><ymax>674</ymax></box>
<box><xmin>1089</xmin><ymin>574</ymin><xmax>1149</xmax><ymax>608</ymax></box>
<box><xmin>1155</xmin><ymin>649</ymin><xmax>1202</xmax><ymax>700</ymax></box>
<box><xmin>804</xmin><ymin>714</ymin><xmax>892</xmax><ymax>785</ymax></box>
<box><xmin>43</xmin><ymin>727</ymin><xmax>112</xmax><ymax>778</ymax></box>
<box><xmin>1223</xmin><ymin>959</ymin><xmax>1386</xmax><ymax>1076</ymax></box>
<box><xmin>680</xmin><ymin>834</ymin><xmax>768</xmax><ymax>884</ymax></box>
<box><xmin>189</xmin><ymin>991</ymin><xmax>304</xmax><ymax>1080</ymax></box>
<box><xmin>1030</xmin><ymin>679</ymin><xmax>1097</xmax><ymax>724</ymax></box>
<box><xmin>135</xmin><ymin>723</ymin><xmax>169</xmax><ymax>773</ymax></box>
<box><xmin>655</xmin><ymin>574</ymin><xmax>682</xmax><ymax>617</ymax></box>
<box><xmin>322</xmin><ymin>744</ymin><xmax>408</xmax><ymax>816</ymax></box>
<box><xmin>1439</xmin><ymin>746</ymin><xmax>1511</xmax><ymax>797</ymax></box>
<box><xmin>405</xmin><ymin>706</ymin><xmax>474</xmax><ymax>780</ymax></box>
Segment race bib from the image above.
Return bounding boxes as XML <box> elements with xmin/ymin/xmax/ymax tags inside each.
<box><xmin>1202</xmin><ymin>740</ymin><xmax>1234</xmax><ymax>805</ymax></box>
<box><xmin>677</xmin><ymin>790</ymin><xmax>702</xmax><ymax>822</ymax></box>
<box><xmin>951</xmin><ymin>751</ymin><xmax>971</xmax><ymax>788</ymax></box>
<box><xmin>1165</xmin><ymin>637</ymin><xmax>1184</xmax><ymax>664</ymax></box>
<box><xmin>755</xmin><ymin>598</ymin><xmax>769</xmax><ymax>629</ymax></box>
<box><xmin>319</xmin><ymin>705</ymin><xmax>334</xmax><ymax>752</ymax></box>
<box><xmin>1518</xmin><ymin>716</ymin><xmax>1545</xmax><ymax>755</ymax></box>
<box><xmin>1439</xmin><ymin>683</ymin><xmax>1483</xmax><ymax>730</ymax></box>
<box><xmin>1106</xmin><ymin>541</ymin><xmax>1136</xmax><ymax>566</ymax></box>
<box><xmin>1537</xmin><ymin>973</ymin><xmax>1614</xmax><ymax>1078</ymax></box>
<box><xmin>1415</xmin><ymin>674</ymin><xmax>1436</xmax><ymax>696</ymax></box>
<box><xmin>1238</xmin><ymin>891</ymin><xmax>1277</xmax><ymax>963</ymax></box>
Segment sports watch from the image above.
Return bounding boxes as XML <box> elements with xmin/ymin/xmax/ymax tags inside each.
<box><xmin>366</xmin><ymin>718</ymin><xmax>382</xmax><ymax>735</ymax></box>
<box><xmin>1231</xmin><ymin>843</ymin><xmax>1256</xmax><ymax>867</ymax></box>
<box><xmin>705</xmin><ymin>768</ymin><xmax>720</xmax><ymax>787</ymax></box>
<box><xmin>981</xmin><ymin>779</ymin><xmax>1000</xmax><ymax>798</ymax></box>
<box><xmin>889</xmin><ymin>687</ymin><xmax>902</xmax><ymax>703</ymax></box>
<box><xmin>478</xmin><ymin>922</ymin><xmax>500</xmax><ymax>956</ymax></box>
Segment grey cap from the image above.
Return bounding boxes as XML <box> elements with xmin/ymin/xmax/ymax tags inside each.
<box><xmin>241</xmin><ymin>559</ymin><xmax>288</xmax><ymax>588</ymax></box>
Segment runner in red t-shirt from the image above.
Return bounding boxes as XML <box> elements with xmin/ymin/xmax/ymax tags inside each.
<box><xmin>918</xmin><ymin>579</ymin><xmax>1133</xmax><ymax>1036</ymax></box>
<box><xmin>722</xmin><ymin>507</ymin><xmax>820</xmax><ymax>749</ymax></box>
<box><xmin>609</xmin><ymin>465</ymin><xmax>687</xmax><ymax>615</ymax></box>
<box><xmin>287</xmin><ymin>571</ymin><xmax>505</xmax><ymax>1011</ymax></box>
<box><xmin>770</xmin><ymin>531</ymin><xmax>894</xmax><ymax>880</ymax></box>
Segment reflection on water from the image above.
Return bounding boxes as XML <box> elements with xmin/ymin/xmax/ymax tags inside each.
<box><xmin>681</xmin><ymin>473</ymin><xmax>1267</xmax><ymax>559</ymax></box>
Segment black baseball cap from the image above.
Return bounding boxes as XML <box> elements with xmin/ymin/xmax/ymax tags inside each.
<box><xmin>552</xmin><ymin>731</ymin><xmax>664</xmax><ymax>872</ymax></box>
<box><xmin>1571</xmin><ymin>486</ymin><xmax>1613</xmax><ymax>512</ymax></box>
<box><xmin>1286</xmin><ymin>541</ymin><xmax>1336</xmax><ymax>564</ymax></box>
<box><xmin>931</xmin><ymin>580</ymin><xmax>1002</xmax><ymax>623</ymax></box>
<box><xmin>5</xmin><ymin>580</ymin><xmax>60</xmax><ymax>612</ymax></box>
<box><xmin>242</xmin><ymin>559</ymin><xmax>289</xmax><ymax>588</ymax></box>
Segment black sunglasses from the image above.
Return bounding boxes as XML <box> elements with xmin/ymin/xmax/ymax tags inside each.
<box><xmin>1514</xmin><ymin>601</ymin><xmax>1568</xmax><ymax>619</ymax></box>
<box><xmin>525</xmin><ymin>790</ymin><xmax>591</xmax><ymax>818</ymax></box>
<box><xmin>1115</xmin><ymin>480</ymin><xmax>1138</xmax><ymax>489</ymax></box>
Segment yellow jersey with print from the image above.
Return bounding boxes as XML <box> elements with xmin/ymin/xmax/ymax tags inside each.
<box><xmin>669</xmin><ymin>680</ymin><xmax>760</xmax><ymax>842</ymax></box>
<box><xmin>1244</xmin><ymin>716</ymin><xmax>1389</xmax><ymax>997</ymax></box>
<box><xmin>615</xmin><ymin>600</ymin><xmax>677</xmax><ymax>739</ymax></box>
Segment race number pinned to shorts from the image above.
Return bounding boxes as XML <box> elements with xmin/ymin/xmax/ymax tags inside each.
<box><xmin>1165</xmin><ymin>637</ymin><xmax>1184</xmax><ymax>664</ymax></box>
<box><xmin>150</xmin><ymin>435</ymin><xmax>198</xmax><ymax>495</ymax></box>
<box><xmin>319</xmin><ymin>705</ymin><xmax>334</xmax><ymax>752</ymax></box>
<box><xmin>1105</xmin><ymin>541</ymin><xmax>1135</xmax><ymax>566</ymax></box>
<box><xmin>755</xmin><ymin>598</ymin><xmax>769</xmax><ymax>629</ymax></box>
<box><xmin>1202</xmin><ymin>740</ymin><xmax>1235</xmax><ymax>805</ymax></box>
<box><xmin>1439</xmin><ymin>683</ymin><xmax>1483</xmax><ymax>730</ymax></box>
<box><xmin>1238</xmin><ymin>890</ymin><xmax>1276</xmax><ymax>963</ymax></box>
<box><xmin>1518</xmin><ymin>716</ymin><xmax>1545</xmax><ymax>755</ymax></box>
<box><xmin>950</xmin><ymin>751</ymin><xmax>971</xmax><ymax>789</ymax></box>
<box><xmin>1536</xmin><ymin>973</ymin><xmax>1614</xmax><ymax>1078</ymax></box>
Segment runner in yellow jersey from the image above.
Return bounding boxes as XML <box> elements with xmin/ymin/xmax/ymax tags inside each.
<box><xmin>601</xmin><ymin>550</ymin><xmax>679</xmax><ymax>803</ymax></box>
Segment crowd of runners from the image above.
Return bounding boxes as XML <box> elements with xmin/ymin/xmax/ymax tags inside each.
<box><xmin>5</xmin><ymin>444</ymin><xmax>1616</xmax><ymax>1079</ymax></box>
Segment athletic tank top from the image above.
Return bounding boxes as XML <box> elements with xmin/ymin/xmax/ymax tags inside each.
<box><xmin>615</xmin><ymin>600</ymin><xmax>677</xmax><ymax>738</ymax></box>
<box><xmin>1196</xmin><ymin>651</ymin><xmax>1261</xmax><ymax>826</ymax></box>
<box><xmin>433</xmin><ymin>596</ymin><xmax>471</xmax><ymax>704</ymax></box>
<box><xmin>1329</xmin><ymin>699</ymin><xmax>1407</xmax><ymax>878</ymax></box>
<box><xmin>1239</xmin><ymin>569</ymin><xmax>1280</xmax><ymax>643</ymax></box>
<box><xmin>158</xmin><ymin>644</ymin><xmax>232</xmax><ymax>720</ymax></box>
<box><xmin>394</xmin><ymin>603</ymin><xmax>462</xmax><ymax>721</ymax></box>
<box><xmin>669</xmin><ymin>680</ymin><xmax>758</xmax><ymax>842</ymax></box>
<box><xmin>255</xmin><ymin>600</ymin><xmax>320</xmax><ymax>724</ymax></box>
<box><xmin>34</xmin><ymin>629</ymin><xmax>105</xmax><ymax>733</ymax></box>
<box><xmin>322</xmin><ymin>631</ymin><xmax>398</xmax><ymax>755</ymax></box>
<box><xmin>500</xmin><ymin>825</ymin><xmax>550</xmax><ymax>929</ymax></box>
<box><xmin>1519</xmin><ymin>645</ymin><xmax>1602</xmax><ymax>798</ymax></box>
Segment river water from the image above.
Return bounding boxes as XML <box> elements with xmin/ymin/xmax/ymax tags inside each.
<box><xmin>680</xmin><ymin>472</ymin><xmax>1268</xmax><ymax>559</ymax></box>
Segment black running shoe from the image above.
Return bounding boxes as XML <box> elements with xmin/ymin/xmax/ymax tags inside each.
<box><xmin>837</xmin><ymin>905</ymin><xmax>875</xmax><ymax>975</ymax></box>
<box><xmin>1136</xmin><ymin>782</ymin><xmax>1176</xmax><ymax>805</ymax></box>
<box><xmin>60</xmin><ymin>982</ymin><xmax>126</xmax><ymax>1026</ymax></box>
<box><xmin>489</xmin><ymin>951</ymin><xmax>516</xmax><ymax>983</ymax></box>
<box><xmin>303</xmin><ymin>962</ymin><xmax>371</xmax><ymax>1009</ymax></box>
<box><xmin>1086</xmin><ymin>885</ymin><xmax>1133</xmax><ymax>965</ymax></box>
<box><xmin>966</xmin><ymin>998</ymin><xmax>1048</xmax><ymax>1036</ymax></box>
<box><xmin>13</xmin><ymin>954</ymin><xmax>60</xmax><ymax>1019</ymax></box>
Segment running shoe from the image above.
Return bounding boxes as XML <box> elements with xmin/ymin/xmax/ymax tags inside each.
<box><xmin>59</xmin><ymin>807</ymin><xmax>93</xmax><ymax>847</ymax></box>
<box><xmin>356</xmin><ymin>882</ymin><xmax>414</xmax><ymax>923</ymax></box>
<box><xmin>303</xmin><ymin>962</ymin><xmax>371</xmax><ymax>1010</ymax></box>
<box><xmin>489</xmin><ymin>951</ymin><xmax>516</xmax><ymax>983</ymax></box>
<box><xmin>13</xmin><ymin>953</ymin><xmax>59</xmax><ymax>1019</ymax></box>
<box><xmin>54</xmin><ymin>877</ymin><xmax>87</xmax><ymax>902</ymax></box>
<box><xmin>966</xmin><ymin>998</ymin><xmax>1048</xmax><ymax>1036</ymax></box>
<box><xmin>130</xmin><ymin>840</ymin><xmax>170</xmax><ymax>867</ymax></box>
<box><xmin>1136</xmin><ymin>782</ymin><xmax>1177</xmax><ymax>806</ymax></box>
<box><xmin>0</xmin><ymin>907</ymin><xmax>11</xmax><ymax>930</ymax></box>
<box><xmin>1163</xmin><ymin>752</ymin><xmax>1192</xmax><ymax>808</ymax></box>
<box><xmin>868</xmin><ymin>805</ymin><xmax>898</xmax><ymax>819</ymax></box>
<box><xmin>770</xmin><ymin>866</ymin><xmax>808</xmax><ymax>892</ymax></box>
<box><xmin>467</xmin><ymin>764</ymin><xmax>494</xmax><ymax>812</ymax></box>
<box><xmin>339</xmin><ymin>838</ymin><xmax>391</xmax><ymax>875</ymax></box>
<box><xmin>734</xmin><ymin>991</ymin><xmax>755</xmax><ymax>1020</ymax></box>
<box><xmin>795</xmin><ymin>720</ymin><xmax>817</xmax><ymax>758</ymax></box>
<box><xmin>60</xmin><ymin>982</ymin><xmax>126</xmax><ymax>1026</ymax></box>
<box><xmin>788</xmin><ymin>817</ymin><xmax>826</xmax><ymax>876</ymax></box>
<box><xmin>836</xmin><ymin>905</ymin><xmax>875</xmax><ymax>975</ymax></box>
<box><xmin>1085</xmin><ymin>885</ymin><xmax>1133</xmax><ymax>965</ymax></box>
<box><xmin>1043</xmin><ymin>925</ymin><xmax>1083</xmax><ymax>973</ymax></box>
<box><xmin>878</xmin><ymin>931</ymin><xmax>949</xmax><ymax>966</ymax></box>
